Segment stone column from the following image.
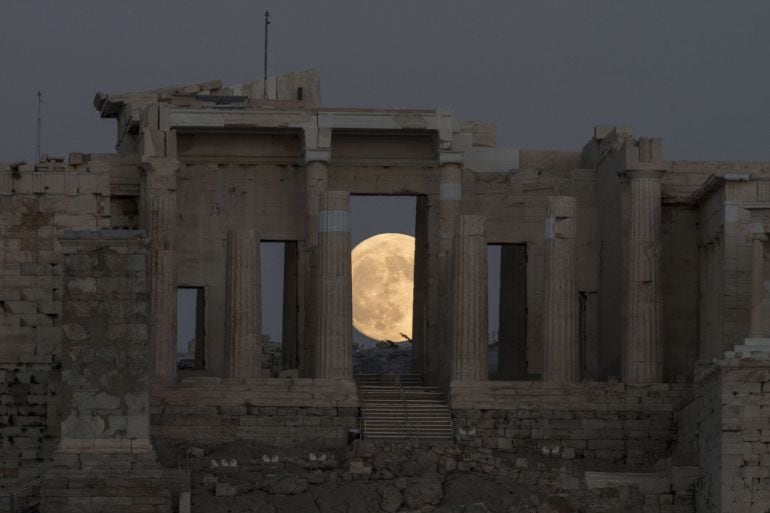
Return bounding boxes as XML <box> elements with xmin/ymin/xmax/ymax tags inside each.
<box><xmin>283</xmin><ymin>241</ymin><xmax>299</xmax><ymax>369</ymax></box>
<box><xmin>411</xmin><ymin>195</ymin><xmax>429</xmax><ymax>374</ymax></box>
<box><xmin>542</xmin><ymin>197</ymin><xmax>579</xmax><ymax>382</ymax></box>
<box><xmin>302</xmin><ymin>155</ymin><xmax>329</xmax><ymax>377</ymax></box>
<box><xmin>225</xmin><ymin>229</ymin><xmax>261</xmax><ymax>378</ymax></box>
<box><xmin>305</xmin><ymin>158</ymin><xmax>330</xmax><ymax>250</ymax></box>
<box><xmin>748</xmin><ymin>227</ymin><xmax>768</xmax><ymax>339</ymax></box>
<box><xmin>314</xmin><ymin>191</ymin><xmax>353</xmax><ymax>379</ymax></box>
<box><xmin>498</xmin><ymin>244</ymin><xmax>528</xmax><ymax>379</ymax></box>
<box><xmin>438</xmin><ymin>156</ymin><xmax>462</xmax><ymax>383</ymax></box>
<box><xmin>450</xmin><ymin>215</ymin><xmax>488</xmax><ymax>382</ymax></box>
<box><xmin>144</xmin><ymin>159</ymin><xmax>178</xmax><ymax>382</ymax></box>
<box><xmin>623</xmin><ymin>169</ymin><xmax>664</xmax><ymax>383</ymax></box>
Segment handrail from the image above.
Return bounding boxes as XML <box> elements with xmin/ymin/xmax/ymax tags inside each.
<box><xmin>8</xmin><ymin>475</ymin><xmax>44</xmax><ymax>513</ymax></box>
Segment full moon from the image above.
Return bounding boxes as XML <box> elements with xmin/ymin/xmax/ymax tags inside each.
<box><xmin>351</xmin><ymin>233</ymin><xmax>415</xmax><ymax>342</ymax></box>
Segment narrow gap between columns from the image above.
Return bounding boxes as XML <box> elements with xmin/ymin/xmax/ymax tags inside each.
<box><xmin>177</xmin><ymin>286</ymin><xmax>205</xmax><ymax>372</ymax></box>
<box><xmin>261</xmin><ymin>241</ymin><xmax>286</xmax><ymax>376</ymax></box>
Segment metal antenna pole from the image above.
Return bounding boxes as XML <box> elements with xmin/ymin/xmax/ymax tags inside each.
<box><xmin>35</xmin><ymin>91</ymin><xmax>42</xmax><ymax>163</ymax></box>
<box><xmin>263</xmin><ymin>11</ymin><xmax>271</xmax><ymax>99</ymax></box>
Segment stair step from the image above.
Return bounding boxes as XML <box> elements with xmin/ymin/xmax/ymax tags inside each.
<box><xmin>356</xmin><ymin>373</ymin><xmax>452</xmax><ymax>441</ymax></box>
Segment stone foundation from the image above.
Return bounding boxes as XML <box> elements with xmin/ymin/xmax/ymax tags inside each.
<box><xmin>451</xmin><ymin>381</ymin><xmax>691</xmax><ymax>467</ymax></box>
<box><xmin>151</xmin><ymin>379</ymin><xmax>359</xmax><ymax>448</ymax></box>
<box><xmin>168</xmin><ymin>439</ymin><xmax>697</xmax><ymax>513</ymax></box>
<box><xmin>689</xmin><ymin>358</ymin><xmax>770</xmax><ymax>513</ymax></box>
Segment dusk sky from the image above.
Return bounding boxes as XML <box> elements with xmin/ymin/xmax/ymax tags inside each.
<box><xmin>2</xmin><ymin>1</ymin><xmax>767</xmax><ymax>346</ymax></box>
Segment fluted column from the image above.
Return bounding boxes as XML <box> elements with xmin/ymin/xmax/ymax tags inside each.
<box><xmin>314</xmin><ymin>191</ymin><xmax>353</xmax><ymax>379</ymax></box>
<box><xmin>305</xmin><ymin>159</ymin><xmax>330</xmax><ymax>250</ymax></box>
<box><xmin>450</xmin><ymin>215</ymin><xmax>488</xmax><ymax>382</ymax></box>
<box><xmin>302</xmin><ymin>157</ymin><xmax>329</xmax><ymax>377</ymax></box>
<box><xmin>623</xmin><ymin>169</ymin><xmax>664</xmax><ymax>383</ymax></box>
<box><xmin>145</xmin><ymin>159</ymin><xmax>178</xmax><ymax>381</ymax></box>
<box><xmin>542</xmin><ymin>197</ymin><xmax>579</xmax><ymax>382</ymax></box>
<box><xmin>438</xmin><ymin>157</ymin><xmax>462</xmax><ymax>382</ymax></box>
<box><xmin>225</xmin><ymin>229</ymin><xmax>261</xmax><ymax>378</ymax></box>
<box><xmin>749</xmin><ymin>229</ymin><xmax>768</xmax><ymax>339</ymax></box>
<box><xmin>498</xmin><ymin>244</ymin><xmax>528</xmax><ymax>379</ymax></box>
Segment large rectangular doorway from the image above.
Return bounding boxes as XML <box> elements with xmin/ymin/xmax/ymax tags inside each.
<box><xmin>349</xmin><ymin>195</ymin><xmax>419</xmax><ymax>375</ymax></box>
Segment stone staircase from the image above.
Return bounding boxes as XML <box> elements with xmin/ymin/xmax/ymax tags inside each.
<box><xmin>355</xmin><ymin>374</ymin><xmax>453</xmax><ymax>440</ymax></box>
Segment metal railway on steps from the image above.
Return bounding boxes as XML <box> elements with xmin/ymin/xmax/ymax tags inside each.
<box><xmin>354</xmin><ymin>374</ymin><xmax>453</xmax><ymax>441</ymax></box>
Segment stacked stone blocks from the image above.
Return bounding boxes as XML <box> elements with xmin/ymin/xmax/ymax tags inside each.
<box><xmin>40</xmin><ymin>231</ymin><xmax>171</xmax><ymax>513</ymax></box>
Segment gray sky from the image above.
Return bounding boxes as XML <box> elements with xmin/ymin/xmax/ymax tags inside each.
<box><xmin>2</xmin><ymin>1</ymin><xmax>768</xmax><ymax>347</ymax></box>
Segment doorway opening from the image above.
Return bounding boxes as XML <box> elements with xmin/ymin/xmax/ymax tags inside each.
<box><xmin>177</xmin><ymin>287</ymin><xmax>205</xmax><ymax>370</ymax></box>
<box><xmin>488</xmin><ymin>243</ymin><xmax>527</xmax><ymax>380</ymax></box>
<box><xmin>349</xmin><ymin>195</ymin><xmax>418</xmax><ymax>375</ymax></box>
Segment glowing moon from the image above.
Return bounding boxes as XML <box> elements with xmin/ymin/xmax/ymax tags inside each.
<box><xmin>351</xmin><ymin>233</ymin><xmax>415</xmax><ymax>342</ymax></box>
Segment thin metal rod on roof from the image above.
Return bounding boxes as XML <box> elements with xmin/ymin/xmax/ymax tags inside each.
<box><xmin>35</xmin><ymin>91</ymin><xmax>42</xmax><ymax>163</ymax></box>
<box><xmin>263</xmin><ymin>11</ymin><xmax>271</xmax><ymax>100</ymax></box>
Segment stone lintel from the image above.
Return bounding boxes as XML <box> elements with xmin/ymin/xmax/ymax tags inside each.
<box><xmin>625</xmin><ymin>166</ymin><xmax>666</xmax><ymax>178</ymax></box>
<box><xmin>722</xmin><ymin>172</ymin><xmax>752</xmax><ymax>181</ymax></box>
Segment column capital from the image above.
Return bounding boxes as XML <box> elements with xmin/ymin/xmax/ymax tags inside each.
<box><xmin>142</xmin><ymin>157</ymin><xmax>179</xmax><ymax>173</ymax></box>
<box><xmin>750</xmin><ymin>223</ymin><xmax>768</xmax><ymax>242</ymax></box>
<box><xmin>142</xmin><ymin>158</ymin><xmax>179</xmax><ymax>192</ymax></box>
<box><xmin>305</xmin><ymin>148</ymin><xmax>331</xmax><ymax>164</ymax></box>
<box><xmin>439</xmin><ymin>151</ymin><xmax>463</xmax><ymax>166</ymax></box>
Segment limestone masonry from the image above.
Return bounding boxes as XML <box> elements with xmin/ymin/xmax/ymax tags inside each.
<box><xmin>1</xmin><ymin>69</ymin><xmax>769</xmax><ymax>512</ymax></box>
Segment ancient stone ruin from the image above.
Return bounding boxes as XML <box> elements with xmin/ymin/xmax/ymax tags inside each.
<box><xmin>1</xmin><ymin>69</ymin><xmax>769</xmax><ymax>512</ymax></box>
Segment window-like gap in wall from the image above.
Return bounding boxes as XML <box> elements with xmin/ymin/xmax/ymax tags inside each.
<box><xmin>296</xmin><ymin>87</ymin><xmax>303</xmax><ymax>100</ymax></box>
<box><xmin>177</xmin><ymin>287</ymin><xmax>204</xmax><ymax>370</ymax></box>
<box><xmin>110</xmin><ymin>195</ymin><xmax>138</xmax><ymax>229</ymax></box>
<box><xmin>261</xmin><ymin>241</ymin><xmax>285</xmax><ymax>376</ymax></box>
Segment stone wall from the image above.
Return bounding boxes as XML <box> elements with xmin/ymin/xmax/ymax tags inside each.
<box><xmin>451</xmin><ymin>381</ymin><xmax>691</xmax><ymax>468</ymax></box>
<box><xmin>692</xmin><ymin>360</ymin><xmax>770</xmax><ymax>513</ymax></box>
<box><xmin>152</xmin><ymin>379</ymin><xmax>359</xmax><ymax>449</ymax></box>
<box><xmin>0</xmin><ymin>362</ymin><xmax>59</xmax><ymax>498</ymax></box>
<box><xmin>0</xmin><ymin>157</ymin><xmax>125</xmax><ymax>364</ymax></box>
<box><xmin>175</xmin><ymin>438</ymin><xmax>696</xmax><ymax>513</ymax></box>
